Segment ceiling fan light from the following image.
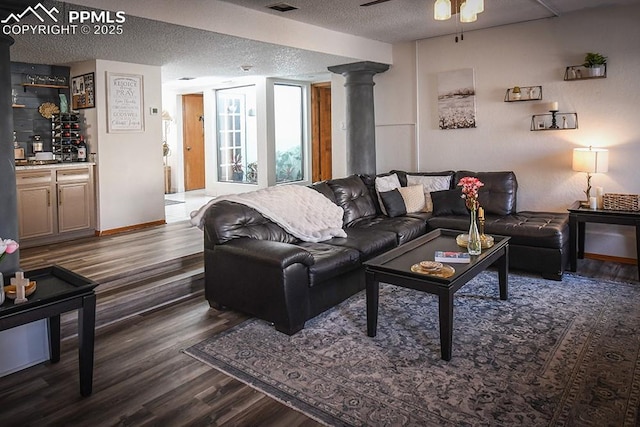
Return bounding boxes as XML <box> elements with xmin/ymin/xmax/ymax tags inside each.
<box><xmin>460</xmin><ymin>1</ymin><xmax>477</xmax><ymax>22</ymax></box>
<box><xmin>434</xmin><ymin>0</ymin><xmax>452</xmax><ymax>20</ymax></box>
<box><xmin>467</xmin><ymin>0</ymin><xmax>484</xmax><ymax>14</ymax></box>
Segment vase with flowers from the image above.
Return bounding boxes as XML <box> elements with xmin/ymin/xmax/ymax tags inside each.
<box><xmin>1</xmin><ymin>238</ymin><xmax>20</xmax><ymax>305</ymax></box>
<box><xmin>458</xmin><ymin>177</ymin><xmax>484</xmax><ymax>255</ymax></box>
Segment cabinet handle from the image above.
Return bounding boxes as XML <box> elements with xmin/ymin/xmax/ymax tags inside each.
<box><xmin>59</xmin><ymin>189</ymin><xmax>62</xmax><ymax>205</ymax></box>
<box><xmin>47</xmin><ymin>189</ymin><xmax>51</xmax><ymax>206</ymax></box>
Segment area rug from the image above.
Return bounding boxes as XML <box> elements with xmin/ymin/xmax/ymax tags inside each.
<box><xmin>184</xmin><ymin>271</ymin><xmax>640</xmax><ymax>426</ymax></box>
<box><xmin>164</xmin><ymin>199</ymin><xmax>185</xmax><ymax>206</ymax></box>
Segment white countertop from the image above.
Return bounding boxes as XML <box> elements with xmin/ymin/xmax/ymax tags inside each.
<box><xmin>15</xmin><ymin>162</ymin><xmax>96</xmax><ymax>171</ymax></box>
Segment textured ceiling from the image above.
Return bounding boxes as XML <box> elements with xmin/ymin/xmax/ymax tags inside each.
<box><xmin>4</xmin><ymin>0</ymin><xmax>637</xmax><ymax>85</ymax></box>
<box><xmin>220</xmin><ymin>0</ymin><xmax>639</xmax><ymax>43</ymax></box>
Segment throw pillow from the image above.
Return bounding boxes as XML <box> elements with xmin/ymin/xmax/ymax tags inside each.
<box><xmin>406</xmin><ymin>175</ymin><xmax>452</xmax><ymax>212</ymax></box>
<box><xmin>431</xmin><ymin>189</ymin><xmax>468</xmax><ymax>216</ymax></box>
<box><xmin>375</xmin><ymin>174</ymin><xmax>401</xmax><ymax>215</ymax></box>
<box><xmin>379</xmin><ymin>189</ymin><xmax>407</xmax><ymax>217</ymax></box>
<box><xmin>398</xmin><ymin>185</ymin><xmax>426</xmax><ymax>213</ymax></box>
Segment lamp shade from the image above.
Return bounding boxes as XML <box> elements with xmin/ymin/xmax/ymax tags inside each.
<box><xmin>459</xmin><ymin>2</ymin><xmax>477</xmax><ymax>22</ymax></box>
<box><xmin>572</xmin><ymin>147</ymin><xmax>609</xmax><ymax>173</ymax></box>
<box><xmin>434</xmin><ymin>0</ymin><xmax>451</xmax><ymax>20</ymax></box>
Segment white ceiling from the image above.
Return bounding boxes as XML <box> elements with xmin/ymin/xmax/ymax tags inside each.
<box><xmin>219</xmin><ymin>0</ymin><xmax>638</xmax><ymax>43</ymax></box>
<box><xmin>6</xmin><ymin>0</ymin><xmax>637</xmax><ymax>86</ymax></box>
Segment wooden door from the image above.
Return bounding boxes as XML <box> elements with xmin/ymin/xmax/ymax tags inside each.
<box><xmin>182</xmin><ymin>94</ymin><xmax>205</xmax><ymax>190</ymax></box>
<box><xmin>16</xmin><ymin>171</ymin><xmax>55</xmax><ymax>239</ymax></box>
<box><xmin>311</xmin><ymin>83</ymin><xmax>332</xmax><ymax>182</ymax></box>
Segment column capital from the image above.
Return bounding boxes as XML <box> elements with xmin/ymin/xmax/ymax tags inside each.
<box><xmin>328</xmin><ymin>61</ymin><xmax>390</xmax><ymax>76</ymax></box>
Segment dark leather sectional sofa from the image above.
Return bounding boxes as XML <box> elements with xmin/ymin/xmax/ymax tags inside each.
<box><xmin>202</xmin><ymin>170</ymin><xmax>569</xmax><ymax>335</ymax></box>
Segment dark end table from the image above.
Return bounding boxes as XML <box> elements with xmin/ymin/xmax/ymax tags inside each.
<box><xmin>568</xmin><ymin>201</ymin><xmax>640</xmax><ymax>280</ymax></box>
<box><xmin>364</xmin><ymin>229</ymin><xmax>510</xmax><ymax>361</ymax></box>
<box><xmin>1</xmin><ymin>265</ymin><xmax>97</xmax><ymax>396</ymax></box>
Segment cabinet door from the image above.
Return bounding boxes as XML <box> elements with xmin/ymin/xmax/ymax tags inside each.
<box><xmin>57</xmin><ymin>181</ymin><xmax>92</xmax><ymax>233</ymax></box>
<box><xmin>17</xmin><ymin>184</ymin><xmax>55</xmax><ymax>239</ymax></box>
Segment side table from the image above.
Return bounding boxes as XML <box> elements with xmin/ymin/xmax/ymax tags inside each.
<box><xmin>0</xmin><ymin>265</ymin><xmax>97</xmax><ymax>396</ymax></box>
<box><xmin>568</xmin><ymin>201</ymin><xmax>640</xmax><ymax>280</ymax></box>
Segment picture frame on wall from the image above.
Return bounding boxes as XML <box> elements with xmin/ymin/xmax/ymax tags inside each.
<box><xmin>71</xmin><ymin>72</ymin><xmax>95</xmax><ymax>109</ymax></box>
<box><xmin>437</xmin><ymin>68</ymin><xmax>477</xmax><ymax>130</ymax></box>
<box><xmin>106</xmin><ymin>72</ymin><xmax>144</xmax><ymax>133</ymax></box>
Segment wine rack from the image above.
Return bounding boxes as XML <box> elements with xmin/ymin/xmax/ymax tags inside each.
<box><xmin>51</xmin><ymin>112</ymin><xmax>82</xmax><ymax>162</ymax></box>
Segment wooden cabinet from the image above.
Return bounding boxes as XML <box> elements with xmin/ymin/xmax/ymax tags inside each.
<box><xmin>16</xmin><ymin>171</ymin><xmax>55</xmax><ymax>239</ymax></box>
<box><xmin>16</xmin><ymin>165</ymin><xmax>95</xmax><ymax>247</ymax></box>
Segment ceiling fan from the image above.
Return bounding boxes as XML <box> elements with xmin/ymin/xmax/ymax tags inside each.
<box><xmin>360</xmin><ymin>0</ymin><xmax>393</xmax><ymax>6</ymax></box>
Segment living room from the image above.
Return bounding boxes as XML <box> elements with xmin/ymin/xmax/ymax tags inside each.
<box><xmin>1</xmin><ymin>0</ymin><xmax>639</xmax><ymax>425</ymax></box>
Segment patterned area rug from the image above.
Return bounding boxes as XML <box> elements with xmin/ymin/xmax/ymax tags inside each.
<box><xmin>184</xmin><ymin>271</ymin><xmax>640</xmax><ymax>426</ymax></box>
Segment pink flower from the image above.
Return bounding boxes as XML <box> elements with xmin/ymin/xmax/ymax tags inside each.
<box><xmin>457</xmin><ymin>177</ymin><xmax>484</xmax><ymax>210</ymax></box>
<box><xmin>0</xmin><ymin>238</ymin><xmax>19</xmax><ymax>263</ymax></box>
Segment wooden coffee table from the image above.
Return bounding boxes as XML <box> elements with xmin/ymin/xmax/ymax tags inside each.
<box><xmin>364</xmin><ymin>228</ymin><xmax>509</xmax><ymax>361</ymax></box>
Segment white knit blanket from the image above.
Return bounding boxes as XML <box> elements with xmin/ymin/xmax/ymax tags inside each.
<box><xmin>190</xmin><ymin>185</ymin><xmax>347</xmax><ymax>242</ymax></box>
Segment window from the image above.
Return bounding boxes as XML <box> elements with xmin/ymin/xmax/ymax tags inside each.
<box><xmin>274</xmin><ymin>84</ymin><xmax>305</xmax><ymax>183</ymax></box>
<box><xmin>216</xmin><ymin>86</ymin><xmax>257</xmax><ymax>183</ymax></box>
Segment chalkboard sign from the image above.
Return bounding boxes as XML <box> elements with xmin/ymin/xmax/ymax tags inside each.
<box><xmin>107</xmin><ymin>72</ymin><xmax>144</xmax><ymax>132</ymax></box>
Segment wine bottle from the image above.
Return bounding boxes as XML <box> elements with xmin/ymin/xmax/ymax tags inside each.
<box><xmin>77</xmin><ymin>136</ymin><xmax>87</xmax><ymax>162</ymax></box>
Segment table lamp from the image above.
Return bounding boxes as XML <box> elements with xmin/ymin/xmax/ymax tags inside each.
<box><xmin>572</xmin><ymin>146</ymin><xmax>608</xmax><ymax>203</ymax></box>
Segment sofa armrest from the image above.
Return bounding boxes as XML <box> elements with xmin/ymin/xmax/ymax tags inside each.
<box><xmin>212</xmin><ymin>238</ymin><xmax>314</xmax><ymax>269</ymax></box>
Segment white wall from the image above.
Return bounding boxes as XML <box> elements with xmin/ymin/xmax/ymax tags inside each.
<box><xmin>371</xmin><ymin>4</ymin><xmax>640</xmax><ymax>258</ymax></box>
<box><xmin>79</xmin><ymin>60</ymin><xmax>165</xmax><ymax>231</ymax></box>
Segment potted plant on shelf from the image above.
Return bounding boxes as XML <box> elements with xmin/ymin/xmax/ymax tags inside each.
<box><xmin>582</xmin><ymin>52</ymin><xmax>607</xmax><ymax>77</ymax></box>
<box><xmin>511</xmin><ymin>86</ymin><xmax>521</xmax><ymax>100</ymax></box>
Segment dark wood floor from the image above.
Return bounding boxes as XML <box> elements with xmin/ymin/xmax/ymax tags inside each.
<box><xmin>0</xmin><ymin>223</ymin><xmax>637</xmax><ymax>426</ymax></box>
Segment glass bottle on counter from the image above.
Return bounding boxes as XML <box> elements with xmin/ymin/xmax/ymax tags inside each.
<box><xmin>77</xmin><ymin>136</ymin><xmax>87</xmax><ymax>162</ymax></box>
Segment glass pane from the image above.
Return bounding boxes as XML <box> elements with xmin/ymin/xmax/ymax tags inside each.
<box><xmin>274</xmin><ymin>84</ymin><xmax>304</xmax><ymax>183</ymax></box>
<box><xmin>216</xmin><ymin>86</ymin><xmax>257</xmax><ymax>184</ymax></box>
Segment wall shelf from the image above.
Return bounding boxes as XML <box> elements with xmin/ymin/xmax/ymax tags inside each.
<box><xmin>504</xmin><ymin>85</ymin><xmax>542</xmax><ymax>102</ymax></box>
<box><xmin>21</xmin><ymin>83</ymin><xmax>69</xmax><ymax>92</ymax></box>
<box><xmin>531</xmin><ymin>112</ymin><xmax>578</xmax><ymax>131</ymax></box>
<box><xmin>564</xmin><ymin>64</ymin><xmax>607</xmax><ymax>81</ymax></box>
<box><xmin>12</xmin><ymin>104</ymin><xmax>26</xmax><ymax>108</ymax></box>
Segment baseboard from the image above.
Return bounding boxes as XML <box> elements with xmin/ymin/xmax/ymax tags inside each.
<box><xmin>97</xmin><ymin>220</ymin><xmax>166</xmax><ymax>236</ymax></box>
<box><xmin>585</xmin><ymin>253</ymin><xmax>638</xmax><ymax>265</ymax></box>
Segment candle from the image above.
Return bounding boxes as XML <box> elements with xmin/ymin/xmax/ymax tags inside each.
<box><xmin>596</xmin><ymin>187</ymin><xmax>604</xmax><ymax>209</ymax></box>
<box><xmin>549</xmin><ymin>101</ymin><xmax>558</xmax><ymax>111</ymax></box>
<box><xmin>589</xmin><ymin>196</ymin><xmax>597</xmax><ymax>210</ymax></box>
<box><xmin>478</xmin><ymin>207</ymin><xmax>484</xmax><ymax>220</ymax></box>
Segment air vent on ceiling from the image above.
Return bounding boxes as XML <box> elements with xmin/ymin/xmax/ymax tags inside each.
<box><xmin>267</xmin><ymin>2</ymin><xmax>298</xmax><ymax>12</ymax></box>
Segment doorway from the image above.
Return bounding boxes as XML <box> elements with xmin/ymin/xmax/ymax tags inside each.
<box><xmin>182</xmin><ymin>94</ymin><xmax>205</xmax><ymax>191</ymax></box>
<box><xmin>311</xmin><ymin>83</ymin><xmax>332</xmax><ymax>182</ymax></box>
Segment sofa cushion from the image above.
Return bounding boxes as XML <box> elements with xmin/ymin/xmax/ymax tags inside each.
<box><xmin>310</xmin><ymin>181</ymin><xmax>337</xmax><ymax>204</ymax></box>
<box><xmin>399</xmin><ymin>185</ymin><xmax>427</xmax><ymax>213</ymax></box>
<box><xmin>203</xmin><ymin>200</ymin><xmax>297</xmax><ymax>245</ymax></box>
<box><xmin>379</xmin><ymin>189</ymin><xmax>407</xmax><ymax>217</ymax></box>
<box><xmin>454</xmin><ymin>171</ymin><xmax>518</xmax><ymax>216</ymax></box>
<box><xmin>295</xmin><ymin>242</ymin><xmax>361</xmax><ymax>287</ymax></box>
<box><xmin>391</xmin><ymin>170</ymin><xmax>456</xmax><ymax>188</ymax></box>
<box><xmin>406</xmin><ymin>174</ymin><xmax>452</xmax><ymax>212</ymax></box>
<box><xmin>325</xmin><ymin>228</ymin><xmax>397</xmax><ymax>260</ymax></box>
<box><xmin>348</xmin><ymin>215</ymin><xmax>427</xmax><ymax>245</ymax></box>
<box><xmin>328</xmin><ymin>175</ymin><xmax>377</xmax><ymax>226</ymax></box>
<box><xmin>431</xmin><ymin>189</ymin><xmax>468</xmax><ymax>216</ymax></box>
<box><xmin>375</xmin><ymin>173</ymin><xmax>401</xmax><ymax>215</ymax></box>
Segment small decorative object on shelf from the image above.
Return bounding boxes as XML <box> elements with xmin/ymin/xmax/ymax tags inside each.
<box><xmin>531</xmin><ymin>112</ymin><xmax>578</xmax><ymax>131</ymax></box>
<box><xmin>504</xmin><ymin>85</ymin><xmax>542</xmax><ymax>102</ymax></box>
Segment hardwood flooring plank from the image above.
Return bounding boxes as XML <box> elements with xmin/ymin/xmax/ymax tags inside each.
<box><xmin>3</xmin><ymin>222</ymin><xmax>636</xmax><ymax>427</ymax></box>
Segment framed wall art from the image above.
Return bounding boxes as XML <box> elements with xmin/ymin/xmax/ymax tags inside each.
<box><xmin>437</xmin><ymin>68</ymin><xmax>477</xmax><ymax>130</ymax></box>
<box><xmin>107</xmin><ymin>72</ymin><xmax>144</xmax><ymax>132</ymax></box>
<box><xmin>71</xmin><ymin>72</ymin><xmax>95</xmax><ymax>109</ymax></box>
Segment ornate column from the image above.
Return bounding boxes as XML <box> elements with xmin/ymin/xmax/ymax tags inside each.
<box><xmin>0</xmin><ymin>34</ymin><xmax>19</xmax><ymax>275</ymax></box>
<box><xmin>328</xmin><ymin>61</ymin><xmax>389</xmax><ymax>176</ymax></box>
